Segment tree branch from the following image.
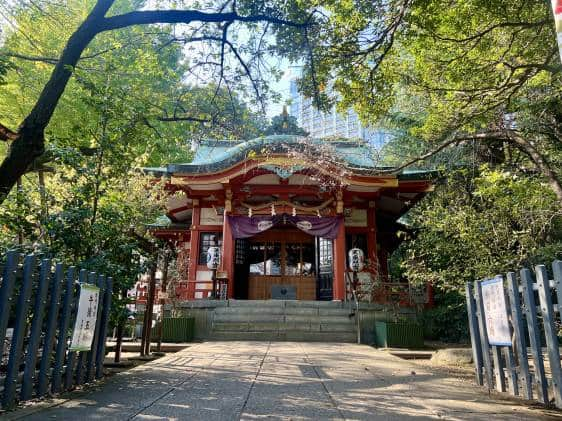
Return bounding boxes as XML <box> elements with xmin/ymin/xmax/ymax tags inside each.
<box><xmin>3</xmin><ymin>52</ymin><xmax>59</xmax><ymax>65</ymax></box>
<box><xmin>101</xmin><ymin>10</ymin><xmax>309</xmax><ymax>32</ymax></box>
<box><xmin>384</xmin><ymin>129</ymin><xmax>562</xmax><ymax>205</ymax></box>
<box><xmin>0</xmin><ymin>0</ymin><xmax>312</xmax><ymax>202</ymax></box>
<box><xmin>380</xmin><ymin>135</ymin><xmax>465</xmax><ymax>173</ymax></box>
<box><xmin>433</xmin><ymin>20</ymin><xmax>548</xmax><ymax>44</ymax></box>
<box><xmin>0</xmin><ymin>122</ymin><xmax>19</xmax><ymax>141</ymax></box>
<box><xmin>157</xmin><ymin>116</ymin><xmax>210</xmax><ymax>123</ymax></box>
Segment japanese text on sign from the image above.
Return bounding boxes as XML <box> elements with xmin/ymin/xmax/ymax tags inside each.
<box><xmin>70</xmin><ymin>284</ymin><xmax>100</xmax><ymax>352</ymax></box>
<box><xmin>481</xmin><ymin>277</ymin><xmax>511</xmax><ymax>346</ymax></box>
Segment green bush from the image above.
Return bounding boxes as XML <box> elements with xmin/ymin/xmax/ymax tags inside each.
<box><xmin>420</xmin><ymin>291</ymin><xmax>468</xmax><ymax>343</ymax></box>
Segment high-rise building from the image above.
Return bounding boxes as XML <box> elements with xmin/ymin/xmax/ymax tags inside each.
<box><xmin>289</xmin><ymin>79</ymin><xmax>390</xmax><ymax>149</ymax></box>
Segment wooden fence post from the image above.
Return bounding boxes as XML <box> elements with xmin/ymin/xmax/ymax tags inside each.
<box><xmin>465</xmin><ymin>282</ymin><xmax>484</xmax><ymax>386</ymax></box>
<box><xmin>553</xmin><ymin>260</ymin><xmax>562</xmax><ymax>314</ymax></box>
<box><xmin>506</xmin><ymin>272</ymin><xmax>532</xmax><ymax>400</ymax></box>
<box><xmin>491</xmin><ymin>345</ymin><xmax>507</xmax><ymax>392</ymax></box>
<box><xmin>75</xmin><ymin>271</ymin><xmax>97</xmax><ymax>386</ymax></box>
<box><xmin>502</xmin><ymin>346</ymin><xmax>518</xmax><ymax>396</ymax></box>
<box><xmin>52</xmin><ymin>266</ymin><xmax>76</xmax><ymax>393</ymax></box>
<box><xmin>487</xmin><ymin>275</ymin><xmax>507</xmax><ymax>393</ymax></box>
<box><xmin>474</xmin><ymin>280</ymin><xmax>494</xmax><ymax>390</ymax></box>
<box><xmin>86</xmin><ymin>275</ymin><xmax>105</xmax><ymax>382</ymax></box>
<box><xmin>37</xmin><ymin>263</ymin><xmax>64</xmax><ymax>397</ymax></box>
<box><xmin>0</xmin><ymin>251</ymin><xmax>18</xmax><ymax>360</ymax></box>
<box><xmin>536</xmin><ymin>264</ymin><xmax>562</xmax><ymax>408</ymax></box>
<box><xmin>64</xmin><ymin>269</ymin><xmax>87</xmax><ymax>391</ymax></box>
<box><xmin>0</xmin><ymin>251</ymin><xmax>113</xmax><ymax>407</ymax></box>
<box><xmin>21</xmin><ymin>258</ymin><xmax>52</xmax><ymax>400</ymax></box>
<box><xmin>96</xmin><ymin>276</ymin><xmax>113</xmax><ymax>379</ymax></box>
<box><xmin>2</xmin><ymin>254</ymin><xmax>36</xmax><ymax>409</ymax></box>
<box><xmin>520</xmin><ymin>268</ymin><xmax>549</xmax><ymax>404</ymax></box>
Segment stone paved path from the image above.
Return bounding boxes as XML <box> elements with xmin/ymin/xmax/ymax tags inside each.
<box><xmin>13</xmin><ymin>342</ymin><xmax>558</xmax><ymax>420</ymax></box>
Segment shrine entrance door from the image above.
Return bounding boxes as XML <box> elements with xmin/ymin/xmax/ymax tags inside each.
<box><xmin>244</xmin><ymin>229</ymin><xmax>317</xmax><ymax>300</ymax></box>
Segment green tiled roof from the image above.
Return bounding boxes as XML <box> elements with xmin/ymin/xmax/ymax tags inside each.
<box><xmin>144</xmin><ymin>135</ymin><xmax>437</xmax><ymax>178</ymax></box>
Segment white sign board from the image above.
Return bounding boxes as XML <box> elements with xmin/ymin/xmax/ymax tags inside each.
<box><xmin>481</xmin><ymin>277</ymin><xmax>511</xmax><ymax>346</ymax></box>
<box><xmin>70</xmin><ymin>284</ymin><xmax>101</xmax><ymax>352</ymax></box>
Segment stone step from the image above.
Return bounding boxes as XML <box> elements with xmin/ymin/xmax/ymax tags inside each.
<box><xmin>283</xmin><ymin>315</ymin><xmax>354</xmax><ymax>324</ymax></box>
<box><xmin>208</xmin><ymin>330</ymin><xmax>357</xmax><ymax>342</ymax></box>
<box><xmin>213</xmin><ymin>320</ymin><xmax>355</xmax><ymax>332</ymax></box>
<box><xmin>214</xmin><ymin>307</ymin><xmax>353</xmax><ymax>317</ymax></box>
<box><xmin>213</xmin><ymin>313</ymin><xmax>354</xmax><ymax>324</ymax></box>
<box><xmin>210</xmin><ymin>300</ymin><xmax>357</xmax><ymax>343</ymax></box>
<box><xmin>224</xmin><ymin>299</ymin><xmax>346</xmax><ymax>309</ymax></box>
<box><xmin>214</xmin><ymin>306</ymin><xmax>286</xmax><ymax>315</ymax></box>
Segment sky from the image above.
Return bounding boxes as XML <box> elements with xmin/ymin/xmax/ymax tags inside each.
<box><xmin>267</xmin><ymin>66</ymin><xmax>294</xmax><ymax>117</ymax></box>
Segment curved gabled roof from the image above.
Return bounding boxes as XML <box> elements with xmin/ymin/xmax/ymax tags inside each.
<box><xmin>160</xmin><ymin>135</ymin><xmax>384</xmax><ymax>174</ymax></box>
<box><xmin>143</xmin><ymin>135</ymin><xmax>438</xmax><ymax>181</ymax></box>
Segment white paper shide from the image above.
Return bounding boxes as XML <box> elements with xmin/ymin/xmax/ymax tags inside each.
<box><xmin>70</xmin><ymin>284</ymin><xmax>101</xmax><ymax>351</ymax></box>
<box><xmin>481</xmin><ymin>277</ymin><xmax>511</xmax><ymax>346</ymax></box>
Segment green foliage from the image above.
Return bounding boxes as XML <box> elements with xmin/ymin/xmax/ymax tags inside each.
<box><xmin>399</xmin><ymin>166</ymin><xmax>562</xmax><ymax>293</ymax></box>
<box><xmin>0</xmin><ymin>0</ymin><xmax>290</xmax><ymax>322</ymax></box>
<box><xmin>281</xmin><ymin>1</ymin><xmax>562</xmax><ymax>321</ymax></box>
<box><xmin>0</xmin><ymin>55</ymin><xmax>14</xmax><ymax>85</ymax></box>
<box><xmin>421</xmin><ymin>291</ymin><xmax>468</xmax><ymax>343</ymax></box>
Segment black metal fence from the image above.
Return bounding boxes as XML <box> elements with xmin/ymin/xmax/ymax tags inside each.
<box><xmin>466</xmin><ymin>260</ymin><xmax>562</xmax><ymax>408</ymax></box>
<box><xmin>0</xmin><ymin>251</ymin><xmax>113</xmax><ymax>410</ymax></box>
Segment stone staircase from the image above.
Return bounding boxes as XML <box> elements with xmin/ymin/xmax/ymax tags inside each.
<box><xmin>209</xmin><ymin>300</ymin><xmax>358</xmax><ymax>342</ymax></box>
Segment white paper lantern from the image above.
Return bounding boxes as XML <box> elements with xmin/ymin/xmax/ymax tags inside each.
<box><xmin>206</xmin><ymin>246</ymin><xmax>221</xmax><ymax>270</ymax></box>
<box><xmin>348</xmin><ymin>248</ymin><xmax>365</xmax><ymax>272</ymax></box>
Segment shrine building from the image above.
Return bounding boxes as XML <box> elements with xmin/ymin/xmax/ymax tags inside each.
<box><xmin>145</xmin><ymin>135</ymin><xmax>435</xmax><ymax>303</ymax></box>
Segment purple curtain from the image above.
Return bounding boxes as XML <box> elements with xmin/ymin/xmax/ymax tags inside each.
<box><xmin>228</xmin><ymin>214</ymin><xmax>342</xmax><ymax>239</ymax></box>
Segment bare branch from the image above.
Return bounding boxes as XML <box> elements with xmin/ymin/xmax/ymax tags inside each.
<box><xmin>157</xmin><ymin>116</ymin><xmax>210</xmax><ymax>123</ymax></box>
<box><xmin>3</xmin><ymin>52</ymin><xmax>58</xmax><ymax>65</ymax></box>
<box><xmin>380</xmin><ymin>136</ymin><xmax>465</xmax><ymax>173</ymax></box>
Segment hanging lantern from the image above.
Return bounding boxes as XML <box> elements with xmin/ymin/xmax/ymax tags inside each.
<box><xmin>206</xmin><ymin>246</ymin><xmax>221</xmax><ymax>270</ymax></box>
<box><xmin>271</xmin><ymin>204</ymin><xmax>276</xmax><ymax>216</ymax></box>
<box><xmin>348</xmin><ymin>248</ymin><xmax>365</xmax><ymax>272</ymax></box>
<box><xmin>248</xmin><ymin>208</ymin><xmax>252</xmax><ymax>217</ymax></box>
<box><xmin>292</xmin><ymin>207</ymin><xmax>296</xmax><ymax>217</ymax></box>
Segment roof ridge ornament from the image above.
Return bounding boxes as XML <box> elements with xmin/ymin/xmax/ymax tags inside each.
<box><xmin>261</xmin><ymin>164</ymin><xmax>305</xmax><ymax>179</ymax></box>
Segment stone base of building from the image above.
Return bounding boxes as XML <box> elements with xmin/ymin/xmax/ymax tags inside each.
<box><xmin>164</xmin><ymin>300</ymin><xmax>418</xmax><ymax>345</ymax></box>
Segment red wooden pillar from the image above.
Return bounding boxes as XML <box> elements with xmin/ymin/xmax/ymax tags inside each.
<box><xmin>332</xmin><ymin>219</ymin><xmax>346</xmax><ymax>301</ymax></box>
<box><xmin>367</xmin><ymin>203</ymin><xmax>379</xmax><ymax>276</ymax></box>
<box><xmin>188</xmin><ymin>202</ymin><xmax>201</xmax><ymax>299</ymax></box>
<box><xmin>221</xmin><ymin>210</ymin><xmax>235</xmax><ymax>298</ymax></box>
